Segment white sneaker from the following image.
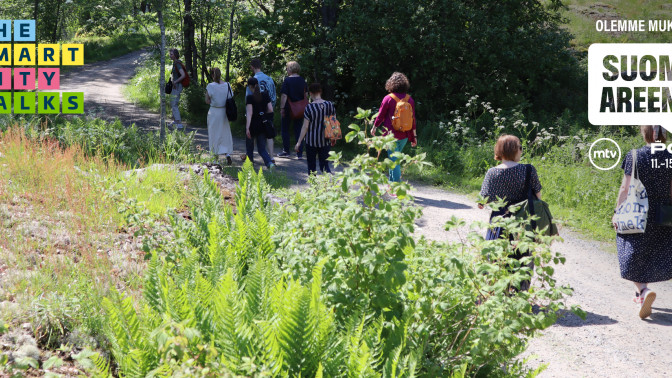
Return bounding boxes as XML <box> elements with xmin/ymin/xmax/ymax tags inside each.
<box><xmin>638</xmin><ymin>288</ymin><xmax>656</xmax><ymax>319</ymax></box>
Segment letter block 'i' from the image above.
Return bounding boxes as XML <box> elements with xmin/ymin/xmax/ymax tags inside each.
<box><xmin>0</xmin><ymin>67</ymin><xmax>10</xmax><ymax>90</ymax></box>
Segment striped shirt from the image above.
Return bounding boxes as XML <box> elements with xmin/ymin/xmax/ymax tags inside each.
<box><xmin>303</xmin><ymin>101</ymin><xmax>335</xmax><ymax>147</ymax></box>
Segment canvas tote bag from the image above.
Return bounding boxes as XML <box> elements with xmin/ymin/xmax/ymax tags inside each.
<box><xmin>614</xmin><ymin>150</ymin><xmax>648</xmax><ymax>234</ymax></box>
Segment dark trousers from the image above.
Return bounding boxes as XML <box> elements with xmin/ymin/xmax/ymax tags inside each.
<box><xmin>281</xmin><ymin>114</ymin><xmax>304</xmax><ymax>156</ymax></box>
<box><xmin>306</xmin><ymin>144</ymin><xmax>331</xmax><ymax>175</ymax></box>
<box><xmin>246</xmin><ymin>133</ymin><xmax>272</xmax><ymax>167</ymax></box>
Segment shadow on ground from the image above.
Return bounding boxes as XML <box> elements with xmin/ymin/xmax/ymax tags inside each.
<box><xmin>413</xmin><ymin>195</ymin><xmax>472</xmax><ymax>210</ymax></box>
<box><xmin>554</xmin><ymin>309</ymin><xmax>618</xmax><ymax>327</ymax></box>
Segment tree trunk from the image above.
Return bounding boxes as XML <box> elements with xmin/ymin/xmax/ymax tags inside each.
<box><xmin>183</xmin><ymin>0</ymin><xmax>196</xmax><ymax>79</ymax></box>
<box><xmin>225</xmin><ymin>1</ymin><xmax>236</xmax><ymax>82</ymax></box>
<box><xmin>158</xmin><ymin>3</ymin><xmax>167</xmax><ymax>142</ymax></box>
<box><xmin>317</xmin><ymin>0</ymin><xmax>340</xmax><ymax>101</ymax></box>
<box><xmin>52</xmin><ymin>0</ymin><xmax>63</xmax><ymax>43</ymax></box>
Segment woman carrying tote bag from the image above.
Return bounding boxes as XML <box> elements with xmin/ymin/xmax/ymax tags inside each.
<box><xmin>612</xmin><ymin>125</ymin><xmax>672</xmax><ymax>319</ymax></box>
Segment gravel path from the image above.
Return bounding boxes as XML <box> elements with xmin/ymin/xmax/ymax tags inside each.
<box><xmin>62</xmin><ymin>50</ymin><xmax>672</xmax><ymax>377</ymax></box>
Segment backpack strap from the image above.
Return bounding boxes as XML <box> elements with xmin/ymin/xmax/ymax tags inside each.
<box><xmin>402</xmin><ymin>94</ymin><xmax>410</xmax><ymax>102</ymax></box>
<box><xmin>388</xmin><ymin>93</ymin><xmax>401</xmax><ymax>102</ymax></box>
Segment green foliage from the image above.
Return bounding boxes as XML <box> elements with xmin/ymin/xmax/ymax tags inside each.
<box><xmin>97</xmin><ymin>108</ymin><xmax>577</xmax><ymax>376</ymax></box>
<box><xmin>0</xmin><ymin>116</ymin><xmax>197</xmax><ymax>167</ymax></box>
<box><xmin>240</xmin><ymin>0</ymin><xmax>582</xmax><ymax>116</ymax></box>
<box><xmin>66</xmin><ymin>33</ymin><xmax>153</xmax><ymax>63</ymax></box>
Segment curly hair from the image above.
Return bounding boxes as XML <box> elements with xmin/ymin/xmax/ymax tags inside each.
<box><xmin>385</xmin><ymin>72</ymin><xmax>410</xmax><ymax>93</ymax></box>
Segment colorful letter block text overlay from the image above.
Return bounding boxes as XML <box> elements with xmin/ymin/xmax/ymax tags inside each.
<box><xmin>0</xmin><ymin>20</ymin><xmax>84</xmax><ymax>114</ymax></box>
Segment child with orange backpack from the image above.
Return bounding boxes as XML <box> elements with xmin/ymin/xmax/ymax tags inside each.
<box><xmin>371</xmin><ymin>72</ymin><xmax>417</xmax><ymax>186</ymax></box>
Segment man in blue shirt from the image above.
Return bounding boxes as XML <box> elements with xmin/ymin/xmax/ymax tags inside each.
<box><xmin>246</xmin><ymin>59</ymin><xmax>277</xmax><ymax>160</ymax></box>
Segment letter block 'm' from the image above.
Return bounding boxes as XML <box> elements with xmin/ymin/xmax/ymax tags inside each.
<box><xmin>0</xmin><ymin>44</ymin><xmax>10</xmax><ymax>65</ymax></box>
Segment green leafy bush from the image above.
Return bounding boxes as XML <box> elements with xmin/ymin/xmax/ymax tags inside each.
<box><xmin>95</xmin><ymin>108</ymin><xmax>579</xmax><ymax>377</ymax></box>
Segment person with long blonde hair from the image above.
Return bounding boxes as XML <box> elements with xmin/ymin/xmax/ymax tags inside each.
<box><xmin>205</xmin><ymin>67</ymin><xmax>234</xmax><ymax>164</ymax></box>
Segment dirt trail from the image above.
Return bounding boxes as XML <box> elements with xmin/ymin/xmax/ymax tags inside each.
<box><xmin>61</xmin><ymin>50</ymin><xmax>672</xmax><ymax>377</ymax></box>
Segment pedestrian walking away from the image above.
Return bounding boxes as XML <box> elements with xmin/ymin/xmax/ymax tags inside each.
<box><xmin>479</xmin><ymin>134</ymin><xmax>543</xmax><ymax>291</ymax></box>
<box><xmin>247</xmin><ymin>58</ymin><xmax>277</xmax><ymax>162</ymax></box>
<box><xmin>295</xmin><ymin>83</ymin><xmax>335</xmax><ymax>175</ymax></box>
<box><xmin>371</xmin><ymin>72</ymin><xmax>417</xmax><ymax>189</ymax></box>
<box><xmin>245</xmin><ymin>77</ymin><xmax>275</xmax><ymax>169</ymax></box>
<box><xmin>612</xmin><ymin>125</ymin><xmax>672</xmax><ymax>320</ymax></box>
<box><xmin>278</xmin><ymin>61</ymin><xmax>308</xmax><ymax>159</ymax></box>
<box><xmin>169</xmin><ymin>48</ymin><xmax>187</xmax><ymax>130</ymax></box>
<box><xmin>205</xmin><ymin>67</ymin><xmax>234</xmax><ymax>164</ymax></box>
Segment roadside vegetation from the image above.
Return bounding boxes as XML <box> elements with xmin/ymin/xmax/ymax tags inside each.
<box><xmin>1</xmin><ymin>112</ymin><xmax>581</xmax><ymax>376</ymax></box>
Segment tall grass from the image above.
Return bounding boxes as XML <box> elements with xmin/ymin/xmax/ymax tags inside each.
<box><xmin>0</xmin><ymin>123</ymin><xmax>193</xmax><ymax>357</ymax></box>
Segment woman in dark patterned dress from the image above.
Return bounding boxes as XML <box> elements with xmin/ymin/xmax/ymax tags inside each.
<box><xmin>479</xmin><ymin>135</ymin><xmax>543</xmax><ymax>239</ymax></box>
<box><xmin>613</xmin><ymin>125</ymin><xmax>672</xmax><ymax>320</ymax></box>
<box><xmin>478</xmin><ymin>135</ymin><xmax>543</xmax><ymax>291</ymax></box>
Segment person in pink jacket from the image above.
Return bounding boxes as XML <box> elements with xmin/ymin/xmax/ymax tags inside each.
<box><xmin>371</xmin><ymin>72</ymin><xmax>417</xmax><ymax>185</ymax></box>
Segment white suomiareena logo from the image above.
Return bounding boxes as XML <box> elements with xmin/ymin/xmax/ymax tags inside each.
<box><xmin>589</xmin><ymin>137</ymin><xmax>621</xmax><ymax>170</ymax></box>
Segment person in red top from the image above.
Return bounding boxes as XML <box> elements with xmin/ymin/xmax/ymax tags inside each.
<box><xmin>371</xmin><ymin>72</ymin><xmax>417</xmax><ymax>184</ymax></box>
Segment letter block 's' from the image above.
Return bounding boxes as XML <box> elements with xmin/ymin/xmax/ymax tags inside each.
<box><xmin>62</xmin><ymin>92</ymin><xmax>83</xmax><ymax>114</ymax></box>
<box><xmin>14</xmin><ymin>92</ymin><xmax>35</xmax><ymax>114</ymax></box>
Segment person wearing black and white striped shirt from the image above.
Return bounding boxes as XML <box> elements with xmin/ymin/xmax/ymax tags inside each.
<box><xmin>295</xmin><ymin>83</ymin><xmax>335</xmax><ymax>174</ymax></box>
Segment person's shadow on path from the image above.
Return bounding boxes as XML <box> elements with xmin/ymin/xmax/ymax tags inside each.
<box><xmin>553</xmin><ymin>309</ymin><xmax>618</xmax><ymax>327</ymax></box>
<box><xmin>413</xmin><ymin>195</ymin><xmax>472</xmax><ymax>210</ymax></box>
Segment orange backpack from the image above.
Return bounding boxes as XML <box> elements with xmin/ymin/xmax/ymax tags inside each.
<box><xmin>389</xmin><ymin>93</ymin><xmax>413</xmax><ymax>132</ymax></box>
<box><xmin>323</xmin><ymin>114</ymin><xmax>342</xmax><ymax>140</ymax></box>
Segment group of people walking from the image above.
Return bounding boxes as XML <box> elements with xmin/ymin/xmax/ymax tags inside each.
<box><xmin>478</xmin><ymin>126</ymin><xmax>672</xmax><ymax>319</ymax></box>
<box><xmin>169</xmin><ymin>49</ymin><xmax>418</xmax><ymax>179</ymax></box>
<box><xmin>169</xmin><ymin>49</ymin><xmax>672</xmax><ymax>321</ymax></box>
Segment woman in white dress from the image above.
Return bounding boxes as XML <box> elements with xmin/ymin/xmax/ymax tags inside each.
<box><xmin>205</xmin><ymin>67</ymin><xmax>234</xmax><ymax>164</ymax></box>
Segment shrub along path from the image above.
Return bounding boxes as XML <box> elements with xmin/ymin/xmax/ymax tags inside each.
<box><xmin>59</xmin><ymin>49</ymin><xmax>672</xmax><ymax>377</ymax></box>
